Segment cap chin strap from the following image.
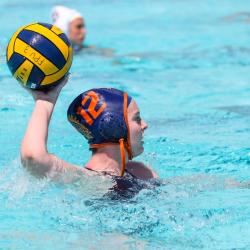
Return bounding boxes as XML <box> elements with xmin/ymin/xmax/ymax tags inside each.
<box><xmin>123</xmin><ymin>92</ymin><xmax>133</xmax><ymax>160</ymax></box>
<box><xmin>118</xmin><ymin>92</ymin><xmax>133</xmax><ymax>176</ymax></box>
<box><xmin>89</xmin><ymin>92</ymin><xmax>133</xmax><ymax>177</ymax></box>
<box><xmin>89</xmin><ymin>140</ymin><xmax>131</xmax><ymax>177</ymax></box>
<box><xmin>119</xmin><ymin>139</ymin><xmax>126</xmax><ymax>176</ymax></box>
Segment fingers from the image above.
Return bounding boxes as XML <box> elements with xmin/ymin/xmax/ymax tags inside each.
<box><xmin>54</xmin><ymin>73</ymin><xmax>70</xmax><ymax>91</ymax></box>
<box><xmin>18</xmin><ymin>73</ymin><xmax>71</xmax><ymax>103</ymax></box>
<box><xmin>61</xmin><ymin>73</ymin><xmax>70</xmax><ymax>87</ymax></box>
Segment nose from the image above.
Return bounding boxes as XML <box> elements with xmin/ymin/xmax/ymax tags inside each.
<box><xmin>141</xmin><ymin>119</ymin><xmax>148</xmax><ymax>130</ymax></box>
<box><xmin>81</xmin><ymin>28</ymin><xmax>86</xmax><ymax>37</ymax></box>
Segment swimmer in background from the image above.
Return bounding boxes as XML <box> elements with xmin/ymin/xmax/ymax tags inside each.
<box><xmin>20</xmin><ymin>76</ymin><xmax>157</xmax><ymax>188</ymax></box>
<box><xmin>51</xmin><ymin>6</ymin><xmax>114</xmax><ymax>56</ymax></box>
<box><xmin>222</xmin><ymin>12</ymin><xmax>250</xmax><ymax>23</ymax></box>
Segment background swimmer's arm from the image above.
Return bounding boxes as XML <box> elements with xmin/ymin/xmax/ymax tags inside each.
<box><xmin>20</xmin><ymin>76</ymin><xmax>87</xmax><ymax>181</ymax></box>
<box><xmin>222</xmin><ymin>12</ymin><xmax>250</xmax><ymax>22</ymax></box>
<box><xmin>126</xmin><ymin>161</ymin><xmax>158</xmax><ymax>180</ymax></box>
<box><xmin>83</xmin><ymin>45</ymin><xmax>115</xmax><ymax>57</ymax></box>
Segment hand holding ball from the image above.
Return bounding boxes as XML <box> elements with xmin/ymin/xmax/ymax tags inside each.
<box><xmin>6</xmin><ymin>22</ymin><xmax>72</xmax><ymax>90</ymax></box>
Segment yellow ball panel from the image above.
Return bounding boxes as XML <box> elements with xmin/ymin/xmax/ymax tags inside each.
<box><xmin>50</xmin><ymin>25</ymin><xmax>64</xmax><ymax>35</ymax></box>
<box><xmin>14</xmin><ymin>59</ymin><xmax>33</xmax><ymax>85</ymax></box>
<box><xmin>7</xmin><ymin>25</ymin><xmax>26</xmax><ymax>60</ymax></box>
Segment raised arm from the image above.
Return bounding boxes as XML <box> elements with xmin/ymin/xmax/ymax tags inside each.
<box><xmin>21</xmin><ymin>76</ymin><xmax>86</xmax><ymax>181</ymax></box>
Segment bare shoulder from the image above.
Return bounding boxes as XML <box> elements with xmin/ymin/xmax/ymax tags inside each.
<box><xmin>126</xmin><ymin>161</ymin><xmax>158</xmax><ymax>180</ymax></box>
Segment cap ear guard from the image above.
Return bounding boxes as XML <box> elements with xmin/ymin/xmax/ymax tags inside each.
<box><xmin>98</xmin><ymin>112</ymin><xmax>127</xmax><ymax>141</ymax></box>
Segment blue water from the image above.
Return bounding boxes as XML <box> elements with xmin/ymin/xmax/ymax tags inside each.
<box><xmin>1</xmin><ymin>0</ymin><xmax>250</xmax><ymax>249</ymax></box>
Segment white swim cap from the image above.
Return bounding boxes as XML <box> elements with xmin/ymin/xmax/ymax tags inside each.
<box><xmin>51</xmin><ymin>5</ymin><xmax>82</xmax><ymax>35</ymax></box>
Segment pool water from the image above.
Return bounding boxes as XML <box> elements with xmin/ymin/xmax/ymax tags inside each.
<box><xmin>1</xmin><ymin>0</ymin><xmax>250</xmax><ymax>249</ymax></box>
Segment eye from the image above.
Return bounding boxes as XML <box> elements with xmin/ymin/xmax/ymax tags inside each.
<box><xmin>76</xmin><ymin>24</ymin><xmax>84</xmax><ymax>29</ymax></box>
<box><xmin>135</xmin><ymin>116</ymin><xmax>141</xmax><ymax>123</ymax></box>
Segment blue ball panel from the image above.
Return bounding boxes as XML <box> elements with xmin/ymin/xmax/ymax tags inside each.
<box><xmin>38</xmin><ymin>22</ymin><xmax>53</xmax><ymax>29</ymax></box>
<box><xmin>27</xmin><ymin>65</ymin><xmax>45</xmax><ymax>85</ymax></box>
<box><xmin>7</xmin><ymin>53</ymin><xmax>25</xmax><ymax>74</ymax></box>
<box><xmin>59</xmin><ymin>33</ymin><xmax>71</xmax><ymax>47</ymax></box>
<box><xmin>17</xmin><ymin>30</ymin><xmax>66</xmax><ymax>70</ymax></box>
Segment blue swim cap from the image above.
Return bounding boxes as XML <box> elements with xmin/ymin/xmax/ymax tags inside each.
<box><xmin>67</xmin><ymin>88</ymin><xmax>133</xmax><ymax>176</ymax></box>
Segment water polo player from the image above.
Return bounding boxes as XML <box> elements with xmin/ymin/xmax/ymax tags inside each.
<box><xmin>51</xmin><ymin>6</ymin><xmax>86</xmax><ymax>51</ymax></box>
<box><xmin>21</xmin><ymin>76</ymin><xmax>157</xmax><ymax>182</ymax></box>
<box><xmin>51</xmin><ymin>5</ymin><xmax>114</xmax><ymax>56</ymax></box>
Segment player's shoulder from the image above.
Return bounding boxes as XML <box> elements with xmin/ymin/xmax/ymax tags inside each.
<box><xmin>126</xmin><ymin>161</ymin><xmax>158</xmax><ymax>180</ymax></box>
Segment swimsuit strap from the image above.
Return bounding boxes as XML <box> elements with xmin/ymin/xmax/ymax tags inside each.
<box><xmin>85</xmin><ymin>166</ymin><xmax>136</xmax><ymax>178</ymax></box>
<box><xmin>85</xmin><ymin>166</ymin><xmax>115</xmax><ymax>176</ymax></box>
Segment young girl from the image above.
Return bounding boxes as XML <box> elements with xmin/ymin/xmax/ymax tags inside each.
<box><xmin>51</xmin><ymin>6</ymin><xmax>86</xmax><ymax>51</ymax></box>
<box><xmin>51</xmin><ymin>5</ymin><xmax>114</xmax><ymax>56</ymax></box>
<box><xmin>21</xmin><ymin>76</ymin><xmax>157</xmax><ymax>183</ymax></box>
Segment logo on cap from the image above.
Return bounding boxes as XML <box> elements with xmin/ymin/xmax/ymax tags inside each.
<box><xmin>77</xmin><ymin>91</ymin><xmax>107</xmax><ymax>125</ymax></box>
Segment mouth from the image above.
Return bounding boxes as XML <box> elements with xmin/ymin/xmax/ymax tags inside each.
<box><xmin>141</xmin><ymin>134</ymin><xmax>144</xmax><ymax>144</ymax></box>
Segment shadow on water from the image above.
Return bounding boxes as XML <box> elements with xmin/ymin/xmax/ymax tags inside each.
<box><xmin>112</xmin><ymin>46</ymin><xmax>250</xmax><ymax>72</ymax></box>
<box><xmin>216</xmin><ymin>105</ymin><xmax>250</xmax><ymax>116</ymax></box>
